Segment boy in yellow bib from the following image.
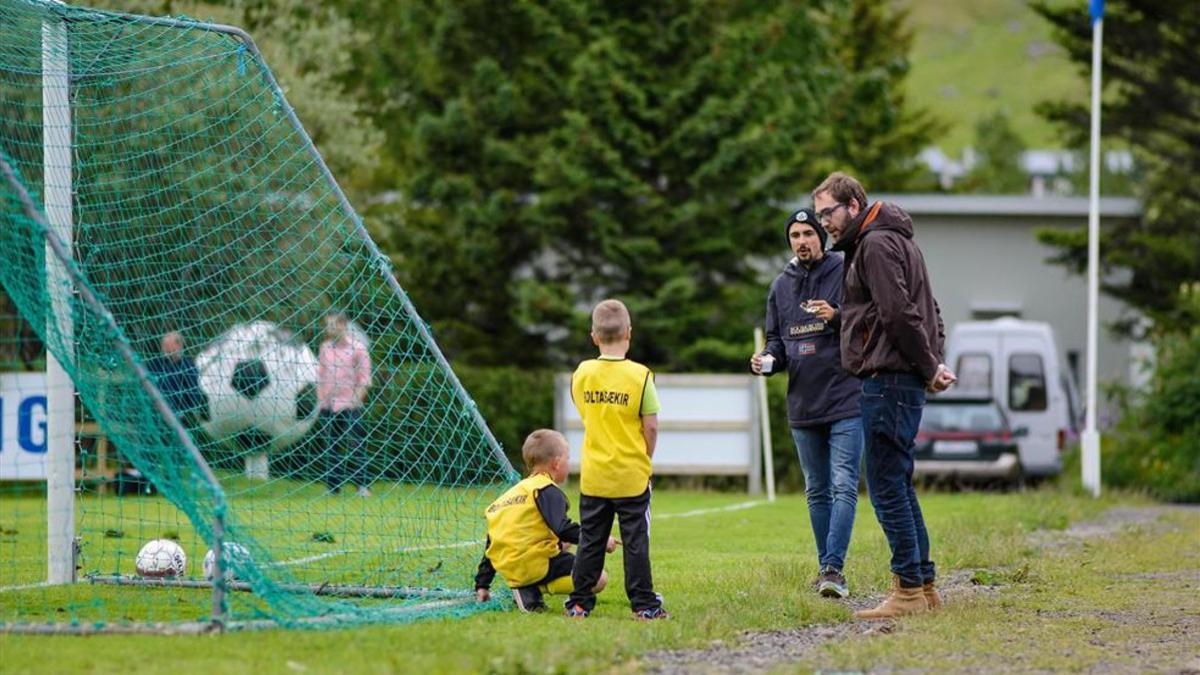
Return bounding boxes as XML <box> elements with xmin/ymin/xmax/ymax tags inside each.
<box><xmin>565</xmin><ymin>299</ymin><xmax>669</xmax><ymax>620</ymax></box>
<box><xmin>474</xmin><ymin>429</ymin><xmax>615</xmax><ymax>612</ymax></box>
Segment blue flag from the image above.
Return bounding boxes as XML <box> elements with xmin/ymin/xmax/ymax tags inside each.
<box><xmin>1090</xmin><ymin>0</ymin><xmax>1105</xmax><ymax>22</ymax></box>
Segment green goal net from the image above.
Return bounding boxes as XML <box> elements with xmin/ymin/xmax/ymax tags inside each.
<box><xmin>0</xmin><ymin>0</ymin><xmax>517</xmax><ymax>632</ymax></box>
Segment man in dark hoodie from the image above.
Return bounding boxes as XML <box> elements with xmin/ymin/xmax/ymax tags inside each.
<box><xmin>750</xmin><ymin>207</ymin><xmax>862</xmax><ymax>599</ymax></box>
<box><xmin>812</xmin><ymin>172</ymin><xmax>957</xmax><ymax>620</ymax></box>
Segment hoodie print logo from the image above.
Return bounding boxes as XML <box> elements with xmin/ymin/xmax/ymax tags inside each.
<box><xmin>789</xmin><ymin>322</ymin><xmax>826</xmax><ymax>337</ymax></box>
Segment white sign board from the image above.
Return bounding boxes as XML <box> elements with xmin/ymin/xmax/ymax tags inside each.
<box><xmin>1</xmin><ymin>372</ymin><xmax>49</xmax><ymax>480</ymax></box>
<box><xmin>554</xmin><ymin>373</ymin><xmax>762</xmax><ymax>493</ymax></box>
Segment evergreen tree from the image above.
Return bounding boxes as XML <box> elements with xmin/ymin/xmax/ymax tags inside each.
<box><xmin>817</xmin><ymin>0</ymin><xmax>943</xmax><ymax>192</ymax></box>
<box><xmin>96</xmin><ymin>0</ymin><xmax>382</xmax><ymax>188</ymax></box>
<box><xmin>958</xmin><ymin>110</ymin><xmax>1029</xmax><ymax>194</ymax></box>
<box><xmin>353</xmin><ymin>1</ymin><xmax>835</xmax><ymax>368</ymax></box>
<box><xmin>1032</xmin><ymin>0</ymin><xmax>1200</xmax><ymax>333</ymax></box>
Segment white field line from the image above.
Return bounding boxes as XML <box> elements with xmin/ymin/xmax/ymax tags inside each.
<box><xmin>266</xmin><ymin>549</ymin><xmax>353</xmax><ymax>567</ymax></box>
<box><xmin>0</xmin><ymin>580</ymin><xmax>53</xmax><ymax>594</ymax></box>
<box><xmin>2</xmin><ymin>503</ymin><xmax>765</xmax><ymax>581</ymax></box>
<box><xmin>271</xmin><ymin>502</ymin><xmax>765</xmax><ymax>567</ymax></box>
<box><xmin>395</xmin><ymin>540</ymin><xmax>476</xmax><ymax>554</ymax></box>
<box><xmin>269</xmin><ymin>539</ymin><xmax>478</xmax><ymax>568</ymax></box>
<box><xmin>655</xmin><ymin>499</ymin><xmax>767</xmax><ymax>520</ymax></box>
<box><xmin>1</xmin><ymin>503</ymin><xmax>763</xmax><ymax>594</ymax></box>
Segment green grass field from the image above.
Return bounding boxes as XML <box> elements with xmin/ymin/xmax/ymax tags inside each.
<box><xmin>905</xmin><ymin>0</ymin><xmax>1086</xmax><ymax>152</ymax></box>
<box><xmin>4</xmin><ymin>484</ymin><xmax>1196</xmax><ymax>673</ymax></box>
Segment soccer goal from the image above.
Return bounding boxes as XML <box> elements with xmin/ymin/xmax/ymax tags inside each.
<box><xmin>0</xmin><ymin>0</ymin><xmax>516</xmax><ymax>633</ymax></box>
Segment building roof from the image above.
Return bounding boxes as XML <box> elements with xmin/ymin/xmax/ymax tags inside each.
<box><xmin>871</xmin><ymin>194</ymin><xmax>1142</xmax><ymax>218</ymax></box>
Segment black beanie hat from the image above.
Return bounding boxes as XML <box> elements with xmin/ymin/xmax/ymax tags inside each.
<box><xmin>785</xmin><ymin>208</ymin><xmax>827</xmax><ymax>251</ymax></box>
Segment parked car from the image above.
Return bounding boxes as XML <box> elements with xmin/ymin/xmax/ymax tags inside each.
<box><xmin>915</xmin><ymin>392</ymin><xmax>1025</xmax><ymax>480</ymax></box>
<box><xmin>945</xmin><ymin>318</ymin><xmax>1081</xmax><ymax>478</ymax></box>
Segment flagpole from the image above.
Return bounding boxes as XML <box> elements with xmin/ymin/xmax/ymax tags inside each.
<box><xmin>1081</xmin><ymin>0</ymin><xmax>1104</xmax><ymax>497</ymax></box>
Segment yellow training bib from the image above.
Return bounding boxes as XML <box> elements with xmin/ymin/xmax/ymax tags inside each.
<box><xmin>571</xmin><ymin>358</ymin><xmax>653</xmax><ymax>498</ymax></box>
<box><xmin>484</xmin><ymin>473</ymin><xmax>561</xmax><ymax>588</ymax></box>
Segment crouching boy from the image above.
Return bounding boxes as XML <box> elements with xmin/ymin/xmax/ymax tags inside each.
<box><xmin>475</xmin><ymin>429</ymin><xmax>615</xmax><ymax>611</ymax></box>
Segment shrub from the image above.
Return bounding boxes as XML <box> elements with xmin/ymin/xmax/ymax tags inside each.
<box><xmin>455</xmin><ymin>365</ymin><xmax>557</xmax><ymax>471</ymax></box>
<box><xmin>1104</xmin><ymin>327</ymin><xmax>1200</xmax><ymax>502</ymax></box>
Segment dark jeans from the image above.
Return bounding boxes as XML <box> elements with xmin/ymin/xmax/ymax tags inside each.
<box><xmin>568</xmin><ymin>487</ymin><xmax>660</xmax><ymax>613</ymax></box>
<box><xmin>861</xmin><ymin>373</ymin><xmax>935</xmax><ymax>588</ymax></box>
<box><xmin>320</xmin><ymin>409</ymin><xmax>368</xmax><ymax>490</ymax></box>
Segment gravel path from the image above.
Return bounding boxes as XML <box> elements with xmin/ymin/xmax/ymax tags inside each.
<box><xmin>645</xmin><ymin>505</ymin><xmax>1200</xmax><ymax>674</ymax></box>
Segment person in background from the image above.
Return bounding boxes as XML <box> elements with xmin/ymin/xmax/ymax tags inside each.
<box><xmin>147</xmin><ymin>330</ymin><xmax>208</xmax><ymax>428</ymax></box>
<box><xmin>317</xmin><ymin>312</ymin><xmax>373</xmax><ymax>497</ymax></box>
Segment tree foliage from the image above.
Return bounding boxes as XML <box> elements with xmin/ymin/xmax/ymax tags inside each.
<box><xmin>107</xmin><ymin>0</ymin><xmax>383</xmax><ymax>189</ymax></box>
<box><xmin>957</xmin><ymin>110</ymin><xmax>1029</xmax><ymax>194</ymax></box>
<box><xmin>1102</xmin><ymin>285</ymin><xmax>1200</xmax><ymax>501</ymax></box>
<box><xmin>816</xmin><ymin>0</ymin><xmax>942</xmax><ymax>192</ymax></box>
<box><xmin>338</xmin><ymin>0</ymin><xmax>940</xmax><ymax>369</ymax></box>
<box><xmin>1032</xmin><ymin>0</ymin><xmax>1200</xmax><ymax>333</ymax></box>
<box><xmin>349</xmin><ymin>1</ymin><xmax>840</xmax><ymax>369</ymax></box>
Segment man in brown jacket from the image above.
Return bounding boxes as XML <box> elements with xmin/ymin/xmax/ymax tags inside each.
<box><xmin>812</xmin><ymin>172</ymin><xmax>957</xmax><ymax>619</ymax></box>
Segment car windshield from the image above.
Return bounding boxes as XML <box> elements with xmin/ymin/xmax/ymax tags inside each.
<box><xmin>921</xmin><ymin>402</ymin><xmax>1006</xmax><ymax>433</ymax></box>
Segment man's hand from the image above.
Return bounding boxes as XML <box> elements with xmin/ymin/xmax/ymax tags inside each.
<box><xmin>805</xmin><ymin>299</ymin><xmax>837</xmax><ymax>322</ymax></box>
<box><xmin>476</xmin><ymin>588</ymin><xmax>490</xmax><ymax>603</ymax></box>
<box><xmin>605</xmin><ymin>536</ymin><xmax>618</xmax><ymax>554</ymax></box>
<box><xmin>749</xmin><ymin>353</ymin><xmax>764</xmax><ymax>375</ymax></box>
<box><xmin>560</xmin><ymin>541</ymin><xmax>573</xmax><ymax>553</ymax></box>
<box><xmin>928</xmin><ymin>363</ymin><xmax>957</xmax><ymax>393</ymax></box>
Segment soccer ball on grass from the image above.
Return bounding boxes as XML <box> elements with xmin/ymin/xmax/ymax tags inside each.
<box><xmin>135</xmin><ymin>539</ymin><xmax>187</xmax><ymax>578</ymax></box>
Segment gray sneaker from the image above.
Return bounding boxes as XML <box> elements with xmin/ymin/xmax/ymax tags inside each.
<box><xmin>512</xmin><ymin>585</ymin><xmax>545</xmax><ymax>612</ymax></box>
<box><xmin>817</xmin><ymin>567</ymin><xmax>849</xmax><ymax>598</ymax></box>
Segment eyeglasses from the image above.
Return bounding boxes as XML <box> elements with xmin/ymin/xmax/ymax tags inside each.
<box><xmin>816</xmin><ymin>203</ymin><xmax>847</xmax><ymax>224</ymax></box>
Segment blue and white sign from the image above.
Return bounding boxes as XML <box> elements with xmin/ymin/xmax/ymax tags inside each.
<box><xmin>1</xmin><ymin>373</ymin><xmax>49</xmax><ymax>480</ymax></box>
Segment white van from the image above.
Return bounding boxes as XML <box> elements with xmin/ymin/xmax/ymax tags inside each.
<box><xmin>944</xmin><ymin>318</ymin><xmax>1082</xmax><ymax>478</ymax></box>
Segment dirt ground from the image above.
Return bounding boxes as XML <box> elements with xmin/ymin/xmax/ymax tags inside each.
<box><xmin>646</xmin><ymin>505</ymin><xmax>1200</xmax><ymax>674</ymax></box>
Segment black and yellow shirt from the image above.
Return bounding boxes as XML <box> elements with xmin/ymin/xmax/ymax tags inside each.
<box><xmin>571</xmin><ymin>356</ymin><xmax>661</xmax><ymax>498</ymax></box>
<box><xmin>481</xmin><ymin>473</ymin><xmax>569</xmax><ymax>588</ymax></box>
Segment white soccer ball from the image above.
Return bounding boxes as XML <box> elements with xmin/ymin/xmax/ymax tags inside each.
<box><xmin>196</xmin><ymin>321</ymin><xmax>319</xmax><ymax>453</ymax></box>
<box><xmin>202</xmin><ymin>542</ymin><xmax>251</xmax><ymax>581</ymax></box>
<box><xmin>135</xmin><ymin>539</ymin><xmax>187</xmax><ymax>578</ymax></box>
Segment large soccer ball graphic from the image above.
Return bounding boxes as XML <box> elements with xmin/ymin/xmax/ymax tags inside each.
<box><xmin>196</xmin><ymin>321</ymin><xmax>319</xmax><ymax>455</ymax></box>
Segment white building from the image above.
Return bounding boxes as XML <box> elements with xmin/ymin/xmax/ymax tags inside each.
<box><xmin>872</xmin><ymin>194</ymin><xmax>1144</xmax><ymax>413</ymax></box>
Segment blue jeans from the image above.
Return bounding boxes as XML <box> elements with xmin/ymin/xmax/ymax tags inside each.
<box><xmin>861</xmin><ymin>374</ymin><xmax>935</xmax><ymax>588</ymax></box>
<box><xmin>792</xmin><ymin>416</ymin><xmax>863</xmax><ymax>572</ymax></box>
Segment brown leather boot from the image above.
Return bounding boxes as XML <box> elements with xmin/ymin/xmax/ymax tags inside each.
<box><xmin>923</xmin><ymin>581</ymin><xmax>942</xmax><ymax>610</ymax></box>
<box><xmin>854</xmin><ymin>575</ymin><xmax>928</xmax><ymax>620</ymax></box>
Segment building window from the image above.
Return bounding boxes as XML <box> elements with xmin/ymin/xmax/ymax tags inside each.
<box><xmin>1009</xmin><ymin>353</ymin><xmax>1047</xmax><ymax>411</ymax></box>
<box><xmin>956</xmin><ymin>353</ymin><xmax>992</xmax><ymax>392</ymax></box>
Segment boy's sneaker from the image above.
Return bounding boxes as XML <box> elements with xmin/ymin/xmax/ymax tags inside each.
<box><xmin>564</xmin><ymin>603</ymin><xmax>589</xmax><ymax>619</ymax></box>
<box><xmin>817</xmin><ymin>566</ymin><xmax>850</xmax><ymax>599</ymax></box>
<box><xmin>512</xmin><ymin>586</ymin><xmax>545</xmax><ymax>612</ymax></box>
<box><xmin>633</xmin><ymin>607</ymin><xmax>671</xmax><ymax>621</ymax></box>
